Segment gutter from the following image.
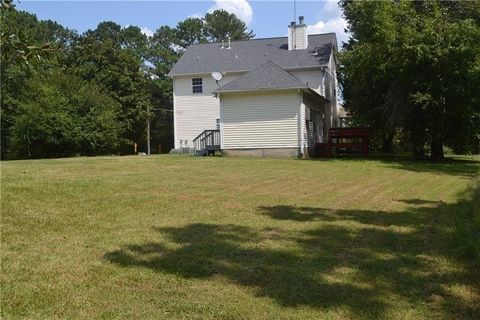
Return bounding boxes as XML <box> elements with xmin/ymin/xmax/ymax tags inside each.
<box><xmin>168</xmin><ymin>65</ymin><xmax>328</xmax><ymax>78</ymax></box>
<box><xmin>213</xmin><ymin>86</ymin><xmax>309</xmax><ymax>95</ymax></box>
<box><xmin>213</xmin><ymin>87</ymin><xmax>329</xmax><ymax>104</ymax></box>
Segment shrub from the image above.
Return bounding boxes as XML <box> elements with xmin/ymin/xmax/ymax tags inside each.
<box><xmin>10</xmin><ymin>71</ymin><xmax>123</xmax><ymax>158</ymax></box>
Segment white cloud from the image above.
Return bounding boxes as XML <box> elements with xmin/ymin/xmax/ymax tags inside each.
<box><xmin>140</xmin><ymin>27</ymin><xmax>154</xmax><ymax>38</ymax></box>
<box><xmin>323</xmin><ymin>0</ymin><xmax>341</xmax><ymax>15</ymax></box>
<box><xmin>308</xmin><ymin>17</ymin><xmax>348</xmax><ymax>45</ymax></box>
<box><xmin>307</xmin><ymin>1</ymin><xmax>349</xmax><ymax>47</ymax></box>
<box><xmin>208</xmin><ymin>0</ymin><xmax>253</xmax><ymax>25</ymax></box>
<box><xmin>187</xmin><ymin>13</ymin><xmax>203</xmax><ymax>19</ymax></box>
<box><xmin>170</xmin><ymin>43</ymin><xmax>184</xmax><ymax>53</ymax></box>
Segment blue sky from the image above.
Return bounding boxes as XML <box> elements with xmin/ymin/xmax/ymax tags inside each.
<box><xmin>18</xmin><ymin>0</ymin><xmax>349</xmax><ymax>44</ymax></box>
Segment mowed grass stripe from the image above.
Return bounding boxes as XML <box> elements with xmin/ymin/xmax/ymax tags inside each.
<box><xmin>1</xmin><ymin>155</ymin><xmax>479</xmax><ymax>319</ymax></box>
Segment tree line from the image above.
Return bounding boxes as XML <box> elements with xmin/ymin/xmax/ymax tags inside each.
<box><xmin>2</xmin><ymin>0</ymin><xmax>479</xmax><ymax>161</ymax></box>
<box><xmin>339</xmin><ymin>0</ymin><xmax>480</xmax><ymax>160</ymax></box>
<box><xmin>1</xmin><ymin>1</ymin><xmax>253</xmax><ymax>159</ymax></box>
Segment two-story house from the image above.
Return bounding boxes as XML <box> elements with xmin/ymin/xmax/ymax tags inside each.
<box><xmin>168</xmin><ymin>16</ymin><xmax>338</xmax><ymax>157</ymax></box>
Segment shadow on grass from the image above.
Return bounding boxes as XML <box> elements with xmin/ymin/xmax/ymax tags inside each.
<box><xmin>105</xmin><ymin>223</ymin><xmax>387</xmax><ymax>317</ymax></box>
<box><xmin>105</xmin><ymin>188</ymin><xmax>480</xmax><ymax>318</ymax></box>
<box><xmin>310</xmin><ymin>155</ymin><xmax>479</xmax><ymax>178</ymax></box>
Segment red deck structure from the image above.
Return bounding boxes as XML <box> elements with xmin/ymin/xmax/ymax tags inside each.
<box><xmin>315</xmin><ymin>128</ymin><xmax>370</xmax><ymax>157</ymax></box>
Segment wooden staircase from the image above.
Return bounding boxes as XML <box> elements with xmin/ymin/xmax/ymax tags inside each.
<box><xmin>193</xmin><ymin>129</ymin><xmax>221</xmax><ymax>156</ymax></box>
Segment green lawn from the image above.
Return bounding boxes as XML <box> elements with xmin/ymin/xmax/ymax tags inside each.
<box><xmin>1</xmin><ymin>155</ymin><xmax>479</xmax><ymax>319</ymax></box>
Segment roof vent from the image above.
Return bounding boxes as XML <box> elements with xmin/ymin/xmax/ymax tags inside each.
<box><xmin>299</xmin><ymin>16</ymin><xmax>305</xmax><ymax>25</ymax></box>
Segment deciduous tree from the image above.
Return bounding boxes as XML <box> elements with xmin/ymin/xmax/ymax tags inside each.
<box><xmin>340</xmin><ymin>0</ymin><xmax>480</xmax><ymax>159</ymax></box>
<box><xmin>204</xmin><ymin>9</ymin><xmax>254</xmax><ymax>42</ymax></box>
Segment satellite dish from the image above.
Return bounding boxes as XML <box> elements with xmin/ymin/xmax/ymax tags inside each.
<box><xmin>211</xmin><ymin>72</ymin><xmax>223</xmax><ymax>81</ymax></box>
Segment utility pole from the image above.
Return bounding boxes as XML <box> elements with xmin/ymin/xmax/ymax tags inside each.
<box><xmin>146</xmin><ymin>107</ymin><xmax>174</xmax><ymax>155</ymax></box>
<box><xmin>147</xmin><ymin>103</ymin><xmax>151</xmax><ymax>155</ymax></box>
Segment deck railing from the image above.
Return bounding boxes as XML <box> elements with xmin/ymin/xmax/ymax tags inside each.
<box><xmin>193</xmin><ymin>129</ymin><xmax>221</xmax><ymax>156</ymax></box>
<box><xmin>314</xmin><ymin>127</ymin><xmax>370</xmax><ymax>157</ymax></box>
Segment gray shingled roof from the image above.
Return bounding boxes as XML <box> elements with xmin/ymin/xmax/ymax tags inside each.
<box><xmin>168</xmin><ymin>33</ymin><xmax>337</xmax><ymax>76</ymax></box>
<box><xmin>213</xmin><ymin>60</ymin><xmax>308</xmax><ymax>93</ymax></box>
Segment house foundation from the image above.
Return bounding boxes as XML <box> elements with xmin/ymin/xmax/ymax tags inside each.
<box><xmin>222</xmin><ymin>148</ymin><xmax>300</xmax><ymax>158</ymax></box>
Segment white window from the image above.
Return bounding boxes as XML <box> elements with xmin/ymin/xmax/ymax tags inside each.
<box><xmin>192</xmin><ymin>78</ymin><xmax>203</xmax><ymax>93</ymax></box>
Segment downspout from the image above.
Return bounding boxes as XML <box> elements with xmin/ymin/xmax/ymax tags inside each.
<box><xmin>321</xmin><ymin>67</ymin><xmax>326</xmax><ymax>97</ymax></box>
<box><xmin>298</xmin><ymin>90</ymin><xmax>306</xmax><ymax>158</ymax></box>
<box><xmin>172</xmin><ymin>78</ymin><xmax>177</xmax><ymax>149</ymax></box>
<box><xmin>218</xmin><ymin>93</ymin><xmax>224</xmax><ymax>150</ymax></box>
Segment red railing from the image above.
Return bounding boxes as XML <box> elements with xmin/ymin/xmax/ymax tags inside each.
<box><xmin>315</xmin><ymin>128</ymin><xmax>370</xmax><ymax>157</ymax></box>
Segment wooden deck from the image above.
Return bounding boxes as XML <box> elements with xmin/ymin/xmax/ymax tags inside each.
<box><xmin>315</xmin><ymin>127</ymin><xmax>370</xmax><ymax>157</ymax></box>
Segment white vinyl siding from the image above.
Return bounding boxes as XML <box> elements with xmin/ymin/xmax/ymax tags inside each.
<box><xmin>290</xmin><ymin>69</ymin><xmax>324</xmax><ymax>95</ymax></box>
<box><xmin>173</xmin><ymin>74</ymin><xmax>241</xmax><ymax>149</ymax></box>
<box><xmin>288</xmin><ymin>25</ymin><xmax>308</xmax><ymax>50</ymax></box>
<box><xmin>172</xmin><ymin>67</ymin><xmax>337</xmax><ymax>150</ymax></box>
<box><xmin>174</xmin><ymin>95</ymin><xmax>218</xmax><ymax>148</ymax></box>
<box><xmin>299</xmin><ymin>102</ymin><xmax>306</xmax><ymax>154</ymax></box>
<box><xmin>303</xmin><ymin>92</ymin><xmax>327</xmax><ymax>143</ymax></box>
<box><xmin>221</xmin><ymin>91</ymin><xmax>301</xmax><ymax>149</ymax></box>
<box><xmin>292</xmin><ymin>66</ymin><xmax>337</xmax><ymax>129</ymax></box>
<box><xmin>288</xmin><ymin>27</ymin><xmax>294</xmax><ymax>50</ymax></box>
<box><xmin>327</xmin><ymin>51</ymin><xmax>339</xmax><ymax>123</ymax></box>
<box><xmin>294</xmin><ymin>26</ymin><xmax>308</xmax><ymax>50</ymax></box>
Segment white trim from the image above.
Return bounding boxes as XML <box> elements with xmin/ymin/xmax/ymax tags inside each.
<box><xmin>219</xmin><ymin>95</ymin><xmax>224</xmax><ymax>150</ymax></box>
<box><xmin>221</xmin><ymin>146</ymin><xmax>299</xmax><ymax>150</ymax></box>
<box><xmin>173</xmin><ymin>80</ymin><xmax>177</xmax><ymax>149</ymax></box>
<box><xmin>215</xmin><ymin>87</ymin><xmax>308</xmax><ymax>94</ymax></box>
<box><xmin>321</xmin><ymin>70</ymin><xmax>326</xmax><ymax>97</ymax></box>
<box><xmin>298</xmin><ymin>90</ymin><xmax>305</xmax><ymax>157</ymax></box>
<box><xmin>169</xmin><ymin>66</ymin><xmax>327</xmax><ymax>78</ymax></box>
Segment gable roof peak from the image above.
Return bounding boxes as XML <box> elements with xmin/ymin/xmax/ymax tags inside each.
<box><xmin>214</xmin><ymin>60</ymin><xmax>308</xmax><ymax>93</ymax></box>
